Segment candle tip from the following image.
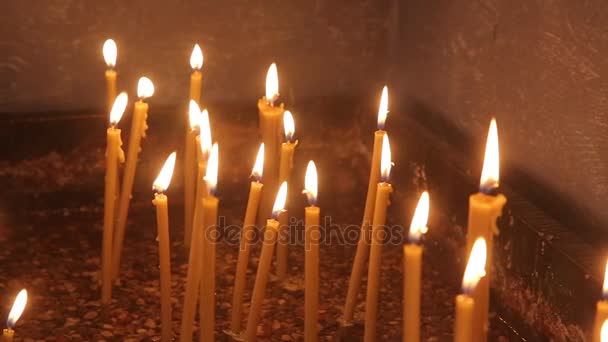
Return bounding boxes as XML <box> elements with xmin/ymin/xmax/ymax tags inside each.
<box><xmin>377</xmin><ymin>85</ymin><xmax>389</xmax><ymax>130</ymax></box>
<box><xmin>480</xmin><ymin>118</ymin><xmax>499</xmax><ymax>192</ymax></box>
<box><xmin>199</xmin><ymin>109</ymin><xmax>212</xmax><ymax>157</ymax></box>
<box><xmin>7</xmin><ymin>289</ymin><xmax>27</xmax><ymax>329</ymax></box>
<box><xmin>380</xmin><ymin>134</ymin><xmax>392</xmax><ymax>182</ymax></box>
<box><xmin>265</xmin><ymin>63</ymin><xmax>279</xmax><ymax>105</ymax></box>
<box><xmin>272</xmin><ymin>181</ymin><xmax>288</xmax><ymax>219</ymax></box>
<box><xmin>408</xmin><ymin>191</ymin><xmax>429</xmax><ymax>244</ymax></box>
<box><xmin>103</xmin><ymin>39</ymin><xmax>117</xmax><ymax>68</ymax></box>
<box><xmin>153</xmin><ymin>152</ymin><xmax>177</xmax><ymax>193</ymax></box>
<box><xmin>461</xmin><ymin>238</ymin><xmax>487</xmax><ymax>295</ymax></box>
<box><xmin>205</xmin><ymin>143</ymin><xmax>219</xmax><ymax>195</ymax></box>
<box><xmin>109</xmin><ymin>92</ymin><xmax>128</xmax><ymax>125</ymax></box>
<box><xmin>252</xmin><ymin>143</ymin><xmax>265</xmax><ymax>182</ymax></box>
<box><xmin>137</xmin><ymin>77</ymin><xmax>155</xmax><ymax>99</ymax></box>
<box><xmin>190</xmin><ymin>44</ymin><xmax>203</xmax><ymax>70</ymax></box>
<box><xmin>283</xmin><ymin>111</ymin><xmax>295</xmax><ymax>142</ymax></box>
<box><xmin>303</xmin><ymin>161</ymin><xmax>318</xmax><ymax>206</ymax></box>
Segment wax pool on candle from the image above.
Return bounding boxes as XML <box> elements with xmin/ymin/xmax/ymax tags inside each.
<box><xmin>4</xmin><ymin>289</ymin><xmax>28</xmax><ymax>342</ymax></box>
<box><xmin>184</xmin><ymin>101</ymin><xmax>201</xmax><ymax>247</ymax></box>
<box><xmin>113</xmin><ymin>77</ymin><xmax>155</xmax><ymax>279</ymax></box>
<box><xmin>455</xmin><ymin>238</ymin><xmax>487</xmax><ymax>342</ymax></box>
<box><xmin>102</xmin><ymin>39</ymin><xmax>117</xmax><ymax>114</ymax></box>
<box><xmin>594</xmin><ymin>259</ymin><xmax>608</xmax><ymax>342</ymax></box>
<box><xmin>101</xmin><ymin>93</ymin><xmax>127</xmax><ymax>304</ymax></box>
<box><xmin>189</xmin><ymin>44</ymin><xmax>203</xmax><ymax>104</ymax></box>
<box><xmin>230</xmin><ymin>143</ymin><xmax>265</xmax><ymax>336</ymax></box>
<box><xmin>303</xmin><ymin>161</ymin><xmax>320</xmax><ymax>342</ymax></box>
<box><xmin>344</xmin><ymin>85</ymin><xmax>389</xmax><ymax>325</ymax></box>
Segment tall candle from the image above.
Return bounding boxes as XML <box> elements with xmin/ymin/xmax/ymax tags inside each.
<box><xmin>402</xmin><ymin>192</ymin><xmax>429</xmax><ymax>342</ymax></box>
<box><xmin>189</xmin><ymin>44</ymin><xmax>203</xmax><ymax>105</ymax></box>
<box><xmin>594</xmin><ymin>259</ymin><xmax>608</xmax><ymax>342</ymax></box>
<box><xmin>257</xmin><ymin>63</ymin><xmax>284</xmax><ymax>229</ymax></box>
<box><xmin>113</xmin><ymin>77</ymin><xmax>155</xmax><ymax>279</ymax></box>
<box><xmin>364</xmin><ymin>134</ymin><xmax>392</xmax><ymax>342</ymax></box>
<box><xmin>184</xmin><ymin>100</ymin><xmax>201</xmax><ymax>247</ymax></box>
<box><xmin>199</xmin><ymin>143</ymin><xmax>219</xmax><ymax>342</ymax></box>
<box><xmin>230</xmin><ymin>143</ymin><xmax>265</xmax><ymax>336</ymax></box>
<box><xmin>152</xmin><ymin>152</ymin><xmax>177</xmax><ymax>342</ymax></box>
<box><xmin>3</xmin><ymin>289</ymin><xmax>27</xmax><ymax>342</ymax></box>
<box><xmin>245</xmin><ymin>182</ymin><xmax>288</xmax><ymax>342</ymax></box>
<box><xmin>276</xmin><ymin>110</ymin><xmax>297</xmax><ymax>281</ymax></box>
<box><xmin>303</xmin><ymin>161</ymin><xmax>320</xmax><ymax>342</ymax></box>
<box><xmin>344</xmin><ymin>86</ymin><xmax>389</xmax><ymax>325</ymax></box>
<box><xmin>102</xmin><ymin>39</ymin><xmax>117</xmax><ymax>114</ymax></box>
<box><xmin>191</xmin><ymin>109</ymin><xmax>212</xmax><ymax>245</ymax></box>
<box><xmin>455</xmin><ymin>238</ymin><xmax>487</xmax><ymax>342</ymax></box>
<box><xmin>101</xmin><ymin>93</ymin><xmax>127</xmax><ymax>304</ymax></box>
<box><xmin>467</xmin><ymin>119</ymin><xmax>507</xmax><ymax>342</ymax></box>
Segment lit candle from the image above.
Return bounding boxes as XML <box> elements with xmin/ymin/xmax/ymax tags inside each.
<box><xmin>344</xmin><ymin>86</ymin><xmax>389</xmax><ymax>325</ymax></box>
<box><xmin>257</xmin><ymin>63</ymin><xmax>284</xmax><ymax>230</ymax></box>
<box><xmin>3</xmin><ymin>289</ymin><xmax>27</xmax><ymax>342</ymax></box>
<box><xmin>455</xmin><ymin>238</ymin><xmax>487</xmax><ymax>342</ymax></box>
<box><xmin>276</xmin><ymin>110</ymin><xmax>297</xmax><ymax>281</ymax></box>
<box><xmin>102</xmin><ymin>39</ymin><xmax>117</xmax><ymax>114</ymax></box>
<box><xmin>245</xmin><ymin>182</ymin><xmax>288</xmax><ymax>342</ymax></box>
<box><xmin>467</xmin><ymin>118</ymin><xmax>507</xmax><ymax>341</ymax></box>
<box><xmin>190</xmin><ymin>44</ymin><xmax>204</xmax><ymax>104</ymax></box>
<box><xmin>200</xmin><ymin>143</ymin><xmax>219</xmax><ymax>342</ymax></box>
<box><xmin>230</xmin><ymin>143</ymin><xmax>265</xmax><ymax>336</ymax></box>
<box><xmin>101</xmin><ymin>93</ymin><xmax>127</xmax><ymax>304</ymax></box>
<box><xmin>184</xmin><ymin>100</ymin><xmax>201</xmax><ymax>247</ymax></box>
<box><xmin>403</xmin><ymin>192</ymin><xmax>430</xmax><ymax>342</ymax></box>
<box><xmin>593</xmin><ymin>259</ymin><xmax>608</xmax><ymax>342</ymax></box>
<box><xmin>303</xmin><ymin>161</ymin><xmax>320</xmax><ymax>342</ymax></box>
<box><xmin>363</xmin><ymin>134</ymin><xmax>393</xmax><ymax>342</ymax></box>
<box><xmin>113</xmin><ymin>77</ymin><xmax>155</xmax><ymax>279</ymax></box>
<box><xmin>152</xmin><ymin>152</ymin><xmax>177</xmax><ymax>342</ymax></box>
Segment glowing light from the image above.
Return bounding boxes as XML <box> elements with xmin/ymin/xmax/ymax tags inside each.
<box><xmin>204</xmin><ymin>143</ymin><xmax>219</xmax><ymax>195</ymax></box>
<box><xmin>103</xmin><ymin>39</ymin><xmax>117</xmax><ymax>68</ymax></box>
<box><xmin>190</xmin><ymin>44</ymin><xmax>203</xmax><ymax>70</ymax></box>
<box><xmin>137</xmin><ymin>77</ymin><xmax>155</xmax><ymax>99</ymax></box>
<box><xmin>153</xmin><ymin>152</ymin><xmax>177</xmax><ymax>193</ymax></box>
<box><xmin>252</xmin><ymin>143</ymin><xmax>265</xmax><ymax>182</ymax></box>
<box><xmin>272</xmin><ymin>181</ymin><xmax>288</xmax><ymax>219</ymax></box>
<box><xmin>380</xmin><ymin>134</ymin><xmax>392</xmax><ymax>182</ymax></box>
<box><xmin>303</xmin><ymin>161</ymin><xmax>318</xmax><ymax>206</ymax></box>
<box><xmin>601</xmin><ymin>319</ymin><xmax>608</xmax><ymax>342</ymax></box>
<box><xmin>109</xmin><ymin>92</ymin><xmax>128</xmax><ymax>125</ymax></box>
<box><xmin>377</xmin><ymin>85</ymin><xmax>388</xmax><ymax>130</ymax></box>
<box><xmin>188</xmin><ymin>100</ymin><xmax>201</xmax><ymax>131</ymax></box>
<box><xmin>265</xmin><ymin>63</ymin><xmax>279</xmax><ymax>105</ymax></box>
<box><xmin>199</xmin><ymin>109</ymin><xmax>212</xmax><ymax>157</ymax></box>
<box><xmin>6</xmin><ymin>289</ymin><xmax>27</xmax><ymax>329</ymax></box>
<box><xmin>602</xmin><ymin>258</ymin><xmax>608</xmax><ymax>299</ymax></box>
<box><xmin>480</xmin><ymin>118</ymin><xmax>499</xmax><ymax>192</ymax></box>
<box><xmin>461</xmin><ymin>238</ymin><xmax>487</xmax><ymax>295</ymax></box>
<box><xmin>408</xmin><ymin>191</ymin><xmax>429</xmax><ymax>243</ymax></box>
<box><xmin>283</xmin><ymin>110</ymin><xmax>295</xmax><ymax>142</ymax></box>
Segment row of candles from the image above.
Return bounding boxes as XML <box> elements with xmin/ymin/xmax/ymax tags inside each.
<box><xmin>97</xmin><ymin>38</ymin><xmax>608</xmax><ymax>342</ymax></box>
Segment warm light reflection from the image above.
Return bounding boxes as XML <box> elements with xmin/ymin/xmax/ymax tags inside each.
<box><xmin>602</xmin><ymin>258</ymin><xmax>608</xmax><ymax>298</ymax></box>
<box><xmin>377</xmin><ymin>86</ymin><xmax>388</xmax><ymax>130</ymax></box>
<box><xmin>137</xmin><ymin>77</ymin><xmax>155</xmax><ymax>99</ymax></box>
<box><xmin>408</xmin><ymin>191</ymin><xmax>429</xmax><ymax>243</ymax></box>
<box><xmin>7</xmin><ymin>289</ymin><xmax>27</xmax><ymax>329</ymax></box>
<box><xmin>380</xmin><ymin>134</ymin><xmax>392</xmax><ymax>182</ymax></box>
<box><xmin>283</xmin><ymin>110</ymin><xmax>295</xmax><ymax>142</ymax></box>
<box><xmin>272</xmin><ymin>181</ymin><xmax>288</xmax><ymax>218</ymax></box>
<box><xmin>199</xmin><ymin>109</ymin><xmax>212</xmax><ymax>157</ymax></box>
<box><xmin>103</xmin><ymin>39</ymin><xmax>117</xmax><ymax>68</ymax></box>
<box><xmin>462</xmin><ymin>238</ymin><xmax>487</xmax><ymax>295</ymax></box>
<box><xmin>153</xmin><ymin>152</ymin><xmax>177</xmax><ymax>193</ymax></box>
<box><xmin>204</xmin><ymin>143</ymin><xmax>219</xmax><ymax>195</ymax></box>
<box><xmin>303</xmin><ymin>160</ymin><xmax>318</xmax><ymax>206</ymax></box>
<box><xmin>190</xmin><ymin>44</ymin><xmax>203</xmax><ymax>70</ymax></box>
<box><xmin>265</xmin><ymin>63</ymin><xmax>279</xmax><ymax>105</ymax></box>
<box><xmin>109</xmin><ymin>92</ymin><xmax>128</xmax><ymax>125</ymax></box>
<box><xmin>601</xmin><ymin>319</ymin><xmax>608</xmax><ymax>342</ymax></box>
<box><xmin>188</xmin><ymin>100</ymin><xmax>201</xmax><ymax>131</ymax></box>
<box><xmin>252</xmin><ymin>143</ymin><xmax>265</xmax><ymax>182</ymax></box>
<box><xmin>480</xmin><ymin>118</ymin><xmax>499</xmax><ymax>192</ymax></box>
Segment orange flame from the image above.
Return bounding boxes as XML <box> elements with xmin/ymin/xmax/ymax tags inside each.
<box><xmin>265</xmin><ymin>63</ymin><xmax>279</xmax><ymax>105</ymax></box>
<box><xmin>462</xmin><ymin>238</ymin><xmax>487</xmax><ymax>294</ymax></box>
<box><xmin>408</xmin><ymin>191</ymin><xmax>429</xmax><ymax>243</ymax></box>
<box><xmin>109</xmin><ymin>92</ymin><xmax>128</xmax><ymax>125</ymax></box>
<box><xmin>283</xmin><ymin>110</ymin><xmax>295</xmax><ymax>142</ymax></box>
<box><xmin>480</xmin><ymin>118</ymin><xmax>499</xmax><ymax>192</ymax></box>
<box><xmin>188</xmin><ymin>100</ymin><xmax>201</xmax><ymax>131</ymax></box>
<box><xmin>602</xmin><ymin>319</ymin><xmax>608</xmax><ymax>342</ymax></box>
<box><xmin>6</xmin><ymin>289</ymin><xmax>27</xmax><ymax>329</ymax></box>
<box><xmin>303</xmin><ymin>161</ymin><xmax>318</xmax><ymax>206</ymax></box>
<box><xmin>153</xmin><ymin>152</ymin><xmax>177</xmax><ymax>193</ymax></box>
<box><xmin>137</xmin><ymin>77</ymin><xmax>155</xmax><ymax>99</ymax></box>
<box><xmin>272</xmin><ymin>181</ymin><xmax>288</xmax><ymax>218</ymax></box>
<box><xmin>252</xmin><ymin>143</ymin><xmax>265</xmax><ymax>181</ymax></box>
<box><xmin>102</xmin><ymin>39</ymin><xmax>117</xmax><ymax>68</ymax></box>
<box><xmin>199</xmin><ymin>109</ymin><xmax>212</xmax><ymax>158</ymax></box>
<box><xmin>380</xmin><ymin>134</ymin><xmax>392</xmax><ymax>182</ymax></box>
<box><xmin>205</xmin><ymin>143</ymin><xmax>219</xmax><ymax>195</ymax></box>
<box><xmin>377</xmin><ymin>86</ymin><xmax>388</xmax><ymax>129</ymax></box>
<box><xmin>190</xmin><ymin>44</ymin><xmax>203</xmax><ymax>70</ymax></box>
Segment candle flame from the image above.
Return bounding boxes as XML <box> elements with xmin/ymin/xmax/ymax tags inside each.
<box><xmin>153</xmin><ymin>152</ymin><xmax>177</xmax><ymax>193</ymax></box>
<box><xmin>137</xmin><ymin>76</ymin><xmax>155</xmax><ymax>99</ymax></box>
<box><xmin>602</xmin><ymin>258</ymin><xmax>608</xmax><ymax>299</ymax></box>
<box><xmin>190</xmin><ymin>44</ymin><xmax>203</xmax><ymax>70</ymax></box>
<box><xmin>103</xmin><ymin>39</ymin><xmax>117</xmax><ymax>68</ymax></box>
<box><xmin>602</xmin><ymin>319</ymin><xmax>608</xmax><ymax>342</ymax></box>
<box><xmin>204</xmin><ymin>143</ymin><xmax>219</xmax><ymax>195</ymax></box>
<box><xmin>303</xmin><ymin>160</ymin><xmax>318</xmax><ymax>206</ymax></box>
<box><xmin>265</xmin><ymin>63</ymin><xmax>279</xmax><ymax>105</ymax></box>
<box><xmin>252</xmin><ymin>143</ymin><xmax>265</xmax><ymax>182</ymax></box>
<box><xmin>199</xmin><ymin>109</ymin><xmax>212</xmax><ymax>157</ymax></box>
<box><xmin>6</xmin><ymin>289</ymin><xmax>27</xmax><ymax>329</ymax></box>
<box><xmin>380</xmin><ymin>134</ymin><xmax>392</xmax><ymax>182</ymax></box>
<box><xmin>283</xmin><ymin>110</ymin><xmax>295</xmax><ymax>142</ymax></box>
<box><xmin>480</xmin><ymin>118</ymin><xmax>499</xmax><ymax>192</ymax></box>
<box><xmin>109</xmin><ymin>92</ymin><xmax>128</xmax><ymax>125</ymax></box>
<box><xmin>377</xmin><ymin>86</ymin><xmax>389</xmax><ymax>130</ymax></box>
<box><xmin>188</xmin><ymin>100</ymin><xmax>201</xmax><ymax>131</ymax></box>
<box><xmin>272</xmin><ymin>181</ymin><xmax>288</xmax><ymax>219</ymax></box>
<box><xmin>462</xmin><ymin>238</ymin><xmax>487</xmax><ymax>295</ymax></box>
<box><xmin>408</xmin><ymin>191</ymin><xmax>429</xmax><ymax>243</ymax></box>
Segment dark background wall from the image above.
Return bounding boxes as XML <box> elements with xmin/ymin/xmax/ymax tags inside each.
<box><xmin>2</xmin><ymin>0</ymin><xmax>608</xmax><ymax>237</ymax></box>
